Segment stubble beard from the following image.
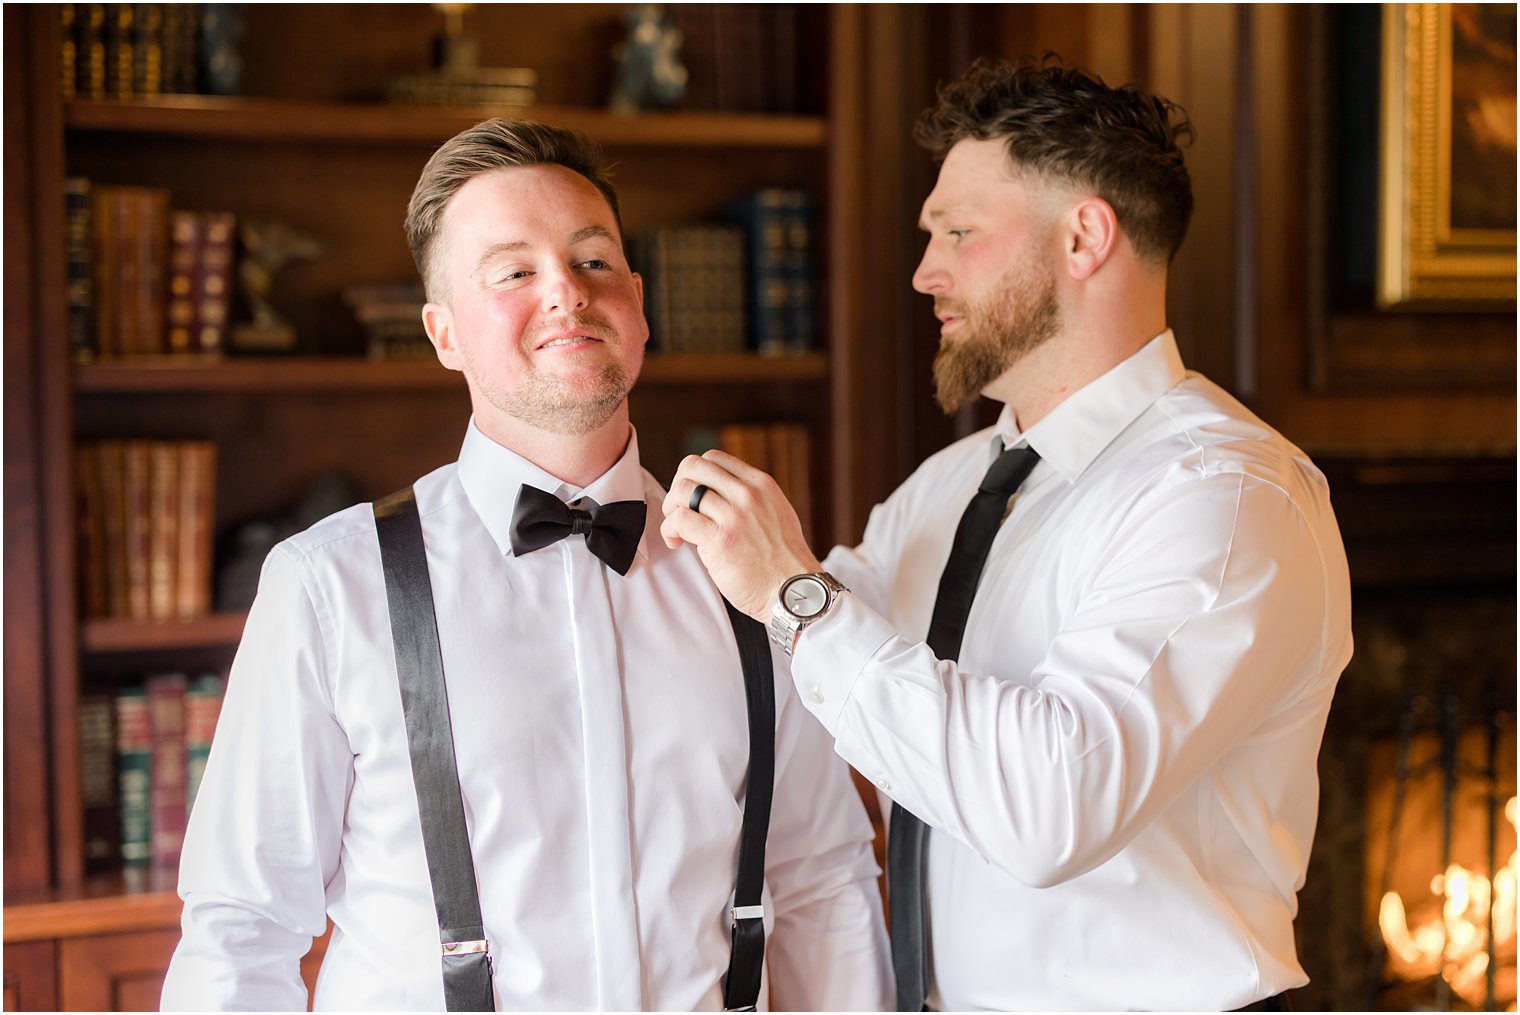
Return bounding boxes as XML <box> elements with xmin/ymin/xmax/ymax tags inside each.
<box><xmin>932</xmin><ymin>262</ymin><xmax>1061</xmax><ymax>414</ymax></box>
<box><xmin>477</xmin><ymin>313</ymin><xmax>641</xmax><ymax>436</ymax></box>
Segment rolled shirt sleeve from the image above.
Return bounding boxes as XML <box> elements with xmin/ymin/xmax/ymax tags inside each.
<box><xmin>162</xmin><ymin>546</ymin><xmax>351</xmax><ymax>1011</ymax></box>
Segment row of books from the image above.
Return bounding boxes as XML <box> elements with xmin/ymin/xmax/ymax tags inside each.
<box><xmin>632</xmin><ymin>225</ymin><xmax>746</xmax><ymax>355</ymax></box>
<box><xmin>81</xmin><ymin>672</ymin><xmax>226</xmax><ymax>872</ymax></box>
<box><xmin>60</xmin><ymin>4</ymin><xmax>200</xmax><ymax>100</ymax></box>
<box><xmin>75</xmin><ymin>439</ymin><xmax>217</xmax><ymax>622</ymax></box>
<box><xmin>67</xmin><ymin>178</ymin><xmax>237</xmax><ymax>361</ymax></box>
<box><xmin>343</xmin><ymin>283</ymin><xmax>435</xmax><ymax>361</ymax></box>
<box><xmin>633</xmin><ymin>188</ymin><xmax>816</xmax><ymax>356</ymax></box>
<box><xmin>58</xmin><ymin>4</ymin><xmax>242</xmax><ymax>100</ymax></box>
<box><xmin>673</xmin><ymin>5</ymin><xmax>811</xmax><ymax>115</ymax></box>
<box><xmin>686</xmin><ymin>422</ymin><xmax>813</xmax><ymax>538</ymax></box>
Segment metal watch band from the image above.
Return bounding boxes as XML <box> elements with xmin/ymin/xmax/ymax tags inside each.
<box><xmin>768</xmin><ymin>572</ymin><xmax>847</xmax><ymax>656</ymax></box>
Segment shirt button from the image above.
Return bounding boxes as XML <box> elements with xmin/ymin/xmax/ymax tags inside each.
<box><xmin>809</xmin><ymin>688</ymin><xmax>825</xmax><ymax>704</ymax></box>
<box><xmin>875</xmin><ymin>776</ymin><xmax>891</xmax><ymax>791</ymax></box>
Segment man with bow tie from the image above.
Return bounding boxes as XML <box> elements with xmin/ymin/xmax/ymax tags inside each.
<box><xmin>162</xmin><ymin>119</ymin><xmax>892</xmax><ymax>1012</ymax></box>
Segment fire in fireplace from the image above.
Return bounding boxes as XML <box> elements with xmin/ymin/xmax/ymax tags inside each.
<box><xmin>1365</xmin><ymin>712</ymin><xmax>1517</xmax><ymax>1010</ymax></box>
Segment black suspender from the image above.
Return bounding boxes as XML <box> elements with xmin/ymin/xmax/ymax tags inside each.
<box><xmin>721</xmin><ymin>599</ymin><xmax>775</xmax><ymax>1012</ymax></box>
<box><xmin>375</xmin><ymin>489</ymin><xmax>495</xmax><ymax>1011</ymax></box>
<box><xmin>373</xmin><ymin>487</ymin><xmax>774</xmax><ymax>1012</ymax></box>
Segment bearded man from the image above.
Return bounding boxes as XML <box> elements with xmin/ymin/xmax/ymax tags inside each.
<box><xmin>161</xmin><ymin>118</ymin><xmax>892</xmax><ymax>1011</ymax></box>
<box><xmin>661</xmin><ymin>59</ymin><xmax>1351</xmax><ymax>1011</ymax></box>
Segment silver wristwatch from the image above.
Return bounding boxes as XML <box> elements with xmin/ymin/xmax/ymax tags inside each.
<box><xmin>768</xmin><ymin>572</ymin><xmax>849</xmax><ymax>656</ymax></box>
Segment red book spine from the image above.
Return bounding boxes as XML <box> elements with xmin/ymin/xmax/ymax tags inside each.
<box><xmin>148</xmin><ymin>672</ymin><xmax>188</xmax><ymax>868</ymax></box>
<box><xmin>197</xmin><ymin>212</ymin><xmax>237</xmax><ymax>354</ymax></box>
<box><xmin>165</xmin><ymin>210</ymin><xmax>202</xmax><ymax>354</ymax></box>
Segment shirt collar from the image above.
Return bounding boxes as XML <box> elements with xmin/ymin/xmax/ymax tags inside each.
<box><xmin>995</xmin><ymin>329</ymin><xmax>1186</xmax><ymax>482</ymax></box>
<box><xmin>457</xmin><ymin>417</ymin><xmax>652</xmax><ymax>563</ymax></box>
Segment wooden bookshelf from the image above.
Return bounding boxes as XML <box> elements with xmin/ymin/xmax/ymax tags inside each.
<box><xmin>67</xmin><ymin>96</ymin><xmax>828</xmax><ymax>149</ymax></box>
<box><xmin>80</xmin><ymin>614</ymin><xmax>248</xmax><ymax>655</ymax></box>
<box><xmin>73</xmin><ymin>351</ymin><xmax>828</xmax><ymax>393</ymax></box>
<box><xmin>4</xmin><ymin>884</ymin><xmax>181</xmax><ymax>945</ymax></box>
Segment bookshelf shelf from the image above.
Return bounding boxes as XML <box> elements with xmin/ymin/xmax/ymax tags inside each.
<box><xmin>81</xmin><ymin>614</ymin><xmax>248</xmax><ymax>654</ymax></box>
<box><xmin>73</xmin><ymin>358</ymin><xmax>463</xmax><ymax>393</ymax></box>
<box><xmin>645</xmin><ymin>351</ymin><xmax>829</xmax><ymax>383</ymax></box>
<box><xmin>72</xmin><ymin>352</ymin><xmax>828</xmax><ymax>393</ymax></box>
<box><xmin>3</xmin><ymin>883</ymin><xmax>182</xmax><ymax>944</ymax></box>
<box><xmin>65</xmin><ymin>97</ymin><xmax>828</xmax><ymax>150</ymax></box>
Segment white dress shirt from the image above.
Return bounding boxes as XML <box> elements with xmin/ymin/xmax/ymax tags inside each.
<box><xmin>796</xmin><ymin>331</ymin><xmax>1352</xmax><ymax>1010</ymax></box>
<box><xmin>162</xmin><ymin>422</ymin><xmax>892</xmax><ymax>1012</ymax></box>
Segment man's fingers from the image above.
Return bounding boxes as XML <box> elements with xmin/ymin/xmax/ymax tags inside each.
<box><xmin>659</xmin><ymin>494</ymin><xmax>720</xmax><ymax>549</ymax></box>
<box><xmin>664</xmin><ymin>453</ymin><xmax>750</xmax><ymax>520</ymax></box>
<box><xmin>699</xmin><ymin>447</ymin><xmax>765</xmax><ymax>482</ymax></box>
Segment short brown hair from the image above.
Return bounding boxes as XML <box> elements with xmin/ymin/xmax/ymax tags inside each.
<box><xmin>404</xmin><ymin>118</ymin><xmax>622</xmax><ymax>300</ymax></box>
<box><xmin>915</xmin><ymin>57</ymin><xmax>1194</xmax><ymax>265</ymax></box>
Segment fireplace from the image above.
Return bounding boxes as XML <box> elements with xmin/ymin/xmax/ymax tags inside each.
<box><xmin>1289</xmin><ymin>456</ymin><xmax>1517</xmax><ymax>1012</ymax></box>
<box><xmin>1368</xmin><ymin>720</ymin><xmax>1516</xmax><ymax>1009</ymax></box>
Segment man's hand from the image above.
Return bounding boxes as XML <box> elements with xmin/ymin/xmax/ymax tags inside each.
<box><xmin>660</xmin><ymin>450</ymin><xmax>822</xmax><ymax>622</ymax></box>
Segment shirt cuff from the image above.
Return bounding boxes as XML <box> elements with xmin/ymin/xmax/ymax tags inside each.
<box><xmin>790</xmin><ymin>593</ymin><xmax>897</xmax><ymax>734</ymax></box>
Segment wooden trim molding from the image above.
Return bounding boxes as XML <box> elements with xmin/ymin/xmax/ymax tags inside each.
<box><xmin>4</xmin><ymin>891</ymin><xmax>182</xmax><ymax>944</ymax></box>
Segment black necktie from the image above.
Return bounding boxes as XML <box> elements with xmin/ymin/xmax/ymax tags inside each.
<box><xmin>508</xmin><ymin>484</ymin><xmax>646</xmax><ymax>576</ymax></box>
<box><xmin>888</xmin><ymin>443</ymin><xmax>1040</xmax><ymax>1012</ymax></box>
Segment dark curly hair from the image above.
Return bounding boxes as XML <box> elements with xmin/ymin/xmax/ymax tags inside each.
<box><xmin>915</xmin><ymin>57</ymin><xmax>1195</xmax><ymax>265</ymax></box>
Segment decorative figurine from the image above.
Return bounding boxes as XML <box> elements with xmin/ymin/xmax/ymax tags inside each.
<box><xmin>610</xmin><ymin>4</ymin><xmax>687</xmax><ymax>112</ymax></box>
<box><xmin>231</xmin><ymin>218</ymin><xmax>321</xmax><ymax>353</ymax></box>
<box><xmin>199</xmin><ymin>4</ymin><xmax>246</xmax><ymax>96</ymax></box>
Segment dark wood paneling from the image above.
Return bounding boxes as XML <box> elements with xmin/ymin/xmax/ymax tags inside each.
<box><xmin>827</xmin><ymin>5</ymin><xmax>868</xmax><ymax>543</ymax></box>
<box><xmin>3</xmin><ymin>942</ymin><xmax>58</xmax><ymax>1013</ymax></box>
<box><xmin>57</xmin><ymin>930</ymin><xmax>178</xmax><ymax>1011</ymax></box>
<box><xmin>1252</xmin><ymin>6</ymin><xmax>1515</xmax><ymax>456</ymax></box>
<box><xmin>2</xmin><ymin>3</ymin><xmax>56</xmax><ymax>898</ymax></box>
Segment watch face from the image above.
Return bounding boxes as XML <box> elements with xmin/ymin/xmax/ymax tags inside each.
<box><xmin>782</xmin><ymin>575</ymin><xmax>829</xmax><ymax>619</ymax></box>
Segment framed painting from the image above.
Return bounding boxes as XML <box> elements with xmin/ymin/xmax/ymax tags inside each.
<box><xmin>1378</xmin><ymin>3</ymin><xmax>1516</xmax><ymax>309</ymax></box>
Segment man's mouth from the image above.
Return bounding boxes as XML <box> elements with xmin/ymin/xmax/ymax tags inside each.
<box><xmin>534</xmin><ymin>329</ymin><xmax>604</xmax><ymax>351</ymax></box>
<box><xmin>934</xmin><ymin>302</ymin><xmax>965</xmax><ymax>331</ymax></box>
<box><xmin>538</xmin><ymin>334</ymin><xmax>595</xmax><ymax>350</ymax></box>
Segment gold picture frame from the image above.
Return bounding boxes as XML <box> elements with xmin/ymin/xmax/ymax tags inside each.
<box><xmin>1378</xmin><ymin>3</ymin><xmax>1516</xmax><ymax>309</ymax></box>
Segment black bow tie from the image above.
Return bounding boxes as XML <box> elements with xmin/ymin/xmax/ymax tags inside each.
<box><xmin>508</xmin><ymin>485</ymin><xmax>646</xmax><ymax>576</ymax></box>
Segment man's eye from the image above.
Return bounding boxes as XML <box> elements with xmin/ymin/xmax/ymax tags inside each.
<box><xmin>948</xmin><ymin>229</ymin><xmax>969</xmax><ymax>240</ymax></box>
<box><xmin>494</xmin><ymin>269</ymin><xmax>532</xmax><ymax>283</ymax></box>
<box><xmin>579</xmin><ymin>259</ymin><xmax>611</xmax><ymax>270</ymax></box>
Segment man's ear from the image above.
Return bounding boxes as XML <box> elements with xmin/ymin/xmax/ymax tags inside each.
<box><xmin>630</xmin><ymin>271</ymin><xmax>652</xmax><ymax>347</ymax></box>
<box><xmin>1065</xmin><ymin>197</ymin><xmax>1119</xmax><ymax>281</ymax></box>
<box><xmin>422</xmin><ymin>302</ymin><xmax>464</xmax><ymax>371</ymax></box>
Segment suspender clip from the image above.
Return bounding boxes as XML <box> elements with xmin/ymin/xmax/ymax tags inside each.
<box><xmin>730</xmin><ymin>904</ymin><xmax>764</xmax><ymax>922</ymax></box>
<box><xmin>441</xmin><ymin>939</ymin><xmax>491</xmax><ymax>956</ymax></box>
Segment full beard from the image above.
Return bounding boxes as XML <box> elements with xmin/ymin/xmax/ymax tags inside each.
<box><xmin>932</xmin><ymin>263</ymin><xmax>1060</xmax><ymax>414</ymax></box>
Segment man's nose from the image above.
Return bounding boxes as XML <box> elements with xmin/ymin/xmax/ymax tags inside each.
<box><xmin>542</xmin><ymin>265</ymin><xmax>590</xmax><ymax>314</ymax></box>
<box><xmin>912</xmin><ymin>245</ymin><xmax>946</xmax><ymax>295</ymax></box>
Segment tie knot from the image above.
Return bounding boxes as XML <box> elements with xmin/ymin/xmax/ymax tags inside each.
<box><xmin>565</xmin><ymin>499</ymin><xmax>597</xmax><ymax>536</ymax></box>
<box><xmin>980</xmin><ymin>445</ymin><xmax>1040</xmax><ymax>497</ymax></box>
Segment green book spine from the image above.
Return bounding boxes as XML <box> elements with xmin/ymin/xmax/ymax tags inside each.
<box><xmin>114</xmin><ymin>687</ymin><xmax>152</xmax><ymax>866</ymax></box>
<box><xmin>184</xmin><ymin>673</ymin><xmax>225</xmax><ymax>813</ymax></box>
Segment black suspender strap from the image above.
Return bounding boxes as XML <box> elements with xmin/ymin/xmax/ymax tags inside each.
<box><xmin>721</xmin><ymin>600</ymin><xmax>775</xmax><ymax>1013</ymax></box>
<box><xmin>373</xmin><ymin>487</ymin><xmax>776</xmax><ymax>1012</ymax></box>
<box><xmin>374</xmin><ymin>488</ymin><xmax>495</xmax><ymax>1012</ymax></box>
